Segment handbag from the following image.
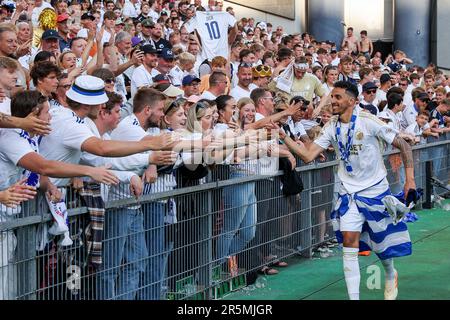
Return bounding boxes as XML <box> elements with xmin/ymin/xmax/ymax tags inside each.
<box><xmin>279</xmin><ymin>157</ymin><xmax>304</xmax><ymax>196</ymax></box>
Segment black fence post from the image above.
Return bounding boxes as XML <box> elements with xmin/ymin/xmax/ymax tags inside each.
<box><xmin>423</xmin><ymin>161</ymin><xmax>433</xmax><ymax>209</ymax></box>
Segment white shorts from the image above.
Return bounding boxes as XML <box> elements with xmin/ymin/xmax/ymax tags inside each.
<box><xmin>339</xmin><ymin>200</ymin><xmax>366</xmax><ymax>232</ymax></box>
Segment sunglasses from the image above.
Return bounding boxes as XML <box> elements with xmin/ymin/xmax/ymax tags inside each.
<box><xmin>165</xmin><ymin>98</ymin><xmax>187</xmax><ymax>115</ymax></box>
<box><xmin>365</xmin><ymin>89</ymin><xmax>377</xmax><ymax>94</ymax></box>
<box><xmin>195</xmin><ymin>102</ymin><xmax>207</xmax><ymax>115</ymax></box>
<box><xmin>239</xmin><ymin>62</ymin><xmax>253</xmax><ymax>68</ymax></box>
<box><xmin>104</xmin><ymin>78</ymin><xmax>115</xmax><ymax>84</ymax></box>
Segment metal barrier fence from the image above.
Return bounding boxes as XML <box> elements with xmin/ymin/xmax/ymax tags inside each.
<box><xmin>0</xmin><ymin>135</ymin><xmax>449</xmax><ymax>300</ymax></box>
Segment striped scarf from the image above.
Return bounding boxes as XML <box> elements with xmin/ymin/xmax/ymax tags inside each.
<box><xmin>79</xmin><ymin>182</ymin><xmax>105</xmax><ymax>268</ymax></box>
<box><xmin>331</xmin><ymin>185</ymin><xmax>412</xmax><ymax>260</ymax></box>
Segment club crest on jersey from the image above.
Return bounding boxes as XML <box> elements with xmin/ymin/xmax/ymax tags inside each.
<box><xmin>356</xmin><ymin>131</ymin><xmax>364</xmax><ymax>140</ymax></box>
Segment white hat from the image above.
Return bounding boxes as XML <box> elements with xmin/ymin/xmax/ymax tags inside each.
<box><xmin>257</xmin><ymin>22</ymin><xmax>267</xmax><ymax>31</ymax></box>
<box><xmin>66</xmin><ymin>75</ymin><xmax>109</xmax><ymax>105</ymax></box>
<box><xmin>163</xmin><ymin>85</ymin><xmax>184</xmax><ymax>98</ymax></box>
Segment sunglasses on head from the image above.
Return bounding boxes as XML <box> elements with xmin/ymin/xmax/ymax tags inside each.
<box><xmin>166</xmin><ymin>98</ymin><xmax>187</xmax><ymax>115</ymax></box>
<box><xmin>195</xmin><ymin>102</ymin><xmax>207</xmax><ymax>115</ymax></box>
<box><xmin>239</xmin><ymin>62</ymin><xmax>253</xmax><ymax>68</ymax></box>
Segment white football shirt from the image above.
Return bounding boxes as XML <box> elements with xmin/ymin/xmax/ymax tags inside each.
<box><xmin>39</xmin><ymin>107</ymin><xmax>95</xmax><ymax>187</ymax></box>
<box><xmin>184</xmin><ymin>11</ymin><xmax>236</xmax><ymax>62</ymax></box>
<box><xmin>314</xmin><ymin>109</ymin><xmax>398</xmax><ymax>193</ymax></box>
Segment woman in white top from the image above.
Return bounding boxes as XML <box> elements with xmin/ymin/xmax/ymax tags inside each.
<box><xmin>321</xmin><ymin>65</ymin><xmax>339</xmax><ymax>95</ymax></box>
<box><xmin>214</xmin><ymin>95</ymin><xmax>259</xmax><ymax>267</ymax></box>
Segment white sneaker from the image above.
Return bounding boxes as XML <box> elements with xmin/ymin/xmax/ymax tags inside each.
<box><xmin>384</xmin><ymin>269</ymin><xmax>398</xmax><ymax>300</ymax></box>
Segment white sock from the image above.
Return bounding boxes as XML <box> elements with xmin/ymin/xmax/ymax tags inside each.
<box><xmin>343</xmin><ymin>247</ymin><xmax>360</xmax><ymax>300</ymax></box>
<box><xmin>381</xmin><ymin>258</ymin><xmax>395</xmax><ymax>280</ymax></box>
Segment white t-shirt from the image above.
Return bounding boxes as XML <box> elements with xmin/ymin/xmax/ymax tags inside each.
<box><xmin>0</xmin><ymin>129</ymin><xmax>36</xmax><ymax>191</ymax></box>
<box><xmin>286</xmin><ymin>117</ymin><xmax>307</xmax><ymax>139</ymax></box>
<box><xmin>131</xmin><ymin>65</ymin><xmax>154</xmax><ymax>97</ymax></box>
<box><xmin>230</xmin><ymin>83</ymin><xmax>258</xmax><ymax>101</ymax></box>
<box><xmin>200</xmin><ymin>90</ymin><xmax>217</xmax><ymax>100</ymax></box>
<box><xmin>0</xmin><ymin>97</ymin><xmax>11</xmax><ymax>115</ymax></box>
<box><xmin>376</xmin><ymin>89</ymin><xmax>387</xmax><ymax>102</ymax></box>
<box><xmin>405</xmin><ymin>122</ymin><xmax>427</xmax><ymax>145</ymax></box>
<box><xmin>109</xmin><ymin>114</ymin><xmax>150</xmax><ymax>203</ymax></box>
<box><xmin>314</xmin><ymin>109</ymin><xmax>398</xmax><ymax>194</ymax></box>
<box><xmin>184</xmin><ymin>11</ymin><xmax>236</xmax><ymax>62</ymax></box>
<box><xmin>123</xmin><ymin>1</ymin><xmax>139</xmax><ymax>18</ymax></box>
<box><xmin>39</xmin><ymin>107</ymin><xmax>95</xmax><ymax>187</ymax></box>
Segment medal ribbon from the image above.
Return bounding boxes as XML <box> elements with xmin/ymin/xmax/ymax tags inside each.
<box><xmin>335</xmin><ymin>112</ymin><xmax>357</xmax><ymax>174</ymax></box>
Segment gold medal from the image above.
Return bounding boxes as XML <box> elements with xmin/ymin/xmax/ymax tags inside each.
<box><xmin>356</xmin><ymin>131</ymin><xmax>364</xmax><ymax>140</ymax></box>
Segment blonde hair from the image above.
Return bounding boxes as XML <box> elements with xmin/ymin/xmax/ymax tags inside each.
<box><xmin>57</xmin><ymin>51</ymin><xmax>76</xmax><ymax>70</ymax></box>
<box><xmin>307</xmin><ymin>125</ymin><xmax>322</xmax><ymax>140</ymax></box>
<box><xmin>236</xmin><ymin>97</ymin><xmax>255</xmax><ymax>127</ymax></box>
<box><xmin>178</xmin><ymin>52</ymin><xmax>195</xmax><ymax>67</ymax></box>
<box><xmin>186</xmin><ymin>102</ymin><xmax>210</xmax><ymax>133</ymax></box>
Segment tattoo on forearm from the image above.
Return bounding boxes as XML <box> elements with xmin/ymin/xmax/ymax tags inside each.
<box><xmin>0</xmin><ymin>112</ymin><xmax>12</xmax><ymax>123</ymax></box>
<box><xmin>392</xmin><ymin>136</ymin><xmax>414</xmax><ymax>168</ymax></box>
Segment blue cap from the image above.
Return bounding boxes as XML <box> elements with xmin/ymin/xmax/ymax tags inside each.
<box><xmin>362</xmin><ymin>81</ymin><xmax>377</xmax><ymax>92</ymax></box>
<box><xmin>42</xmin><ymin>29</ymin><xmax>60</xmax><ymax>40</ymax></box>
<box><xmin>182</xmin><ymin>75</ymin><xmax>201</xmax><ymax>86</ymax></box>
<box><xmin>141</xmin><ymin>44</ymin><xmax>157</xmax><ymax>54</ymax></box>
<box><xmin>159</xmin><ymin>47</ymin><xmax>174</xmax><ymax>60</ymax></box>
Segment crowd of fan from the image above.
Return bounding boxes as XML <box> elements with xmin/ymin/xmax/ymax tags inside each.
<box><xmin>0</xmin><ymin>0</ymin><xmax>449</xmax><ymax>300</ymax></box>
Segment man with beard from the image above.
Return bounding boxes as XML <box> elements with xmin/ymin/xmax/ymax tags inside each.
<box><xmin>109</xmin><ymin>87</ymin><xmax>170</xmax><ymax>300</ymax></box>
<box><xmin>230</xmin><ymin>63</ymin><xmax>258</xmax><ymax>101</ymax></box>
<box><xmin>281</xmin><ymin>81</ymin><xmax>416</xmax><ymax>300</ymax></box>
<box><xmin>131</xmin><ymin>44</ymin><xmax>159</xmax><ymax>97</ymax></box>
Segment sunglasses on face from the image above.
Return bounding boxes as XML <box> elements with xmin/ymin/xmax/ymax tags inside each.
<box><xmin>365</xmin><ymin>89</ymin><xmax>377</xmax><ymax>94</ymax></box>
<box><xmin>104</xmin><ymin>78</ymin><xmax>115</xmax><ymax>84</ymax></box>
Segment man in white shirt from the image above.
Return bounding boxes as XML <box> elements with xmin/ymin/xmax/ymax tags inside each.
<box><xmin>200</xmin><ymin>71</ymin><xmax>228</xmax><ymax>100</ymax></box>
<box><xmin>359</xmin><ymin>82</ymin><xmax>379</xmax><ymax>116</ymax></box>
<box><xmin>91</xmin><ymin>90</ymin><xmax>175</xmax><ymax>300</ymax></box>
<box><xmin>109</xmin><ymin>87</ymin><xmax>171</xmax><ymax>300</ymax></box>
<box><xmin>39</xmin><ymin>75</ymin><xmax>175</xmax><ymax>189</ymax></box>
<box><xmin>123</xmin><ymin>0</ymin><xmax>140</xmax><ymax>19</ymax></box>
<box><xmin>282</xmin><ymin>81</ymin><xmax>416</xmax><ymax>301</ymax></box>
<box><xmin>131</xmin><ymin>44</ymin><xmax>158</xmax><ymax>97</ymax></box>
<box><xmin>376</xmin><ymin>73</ymin><xmax>391</xmax><ymax>102</ymax></box>
<box><xmin>230</xmin><ymin>63</ymin><xmax>258</xmax><ymax>101</ymax></box>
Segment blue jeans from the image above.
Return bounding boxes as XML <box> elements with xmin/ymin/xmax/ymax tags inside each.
<box><xmin>96</xmin><ymin>207</ymin><xmax>148</xmax><ymax>300</ymax></box>
<box><xmin>136</xmin><ymin>202</ymin><xmax>165</xmax><ymax>300</ymax></box>
<box><xmin>217</xmin><ymin>173</ymin><xmax>257</xmax><ymax>264</ymax></box>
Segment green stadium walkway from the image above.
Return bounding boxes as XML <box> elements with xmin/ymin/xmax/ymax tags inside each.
<box><xmin>225</xmin><ymin>201</ymin><xmax>450</xmax><ymax>300</ymax></box>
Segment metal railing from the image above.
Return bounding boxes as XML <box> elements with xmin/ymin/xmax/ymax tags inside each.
<box><xmin>1</xmin><ymin>135</ymin><xmax>449</xmax><ymax>300</ymax></box>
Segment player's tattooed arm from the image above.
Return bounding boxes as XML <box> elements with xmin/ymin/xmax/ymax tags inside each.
<box><xmin>391</xmin><ymin>135</ymin><xmax>414</xmax><ymax>168</ymax></box>
<box><xmin>392</xmin><ymin>134</ymin><xmax>416</xmax><ymax>197</ymax></box>
<box><xmin>0</xmin><ymin>111</ymin><xmax>11</xmax><ymax>124</ymax></box>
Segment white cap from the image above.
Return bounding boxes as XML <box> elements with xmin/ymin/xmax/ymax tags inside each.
<box><xmin>257</xmin><ymin>22</ymin><xmax>267</xmax><ymax>31</ymax></box>
<box><xmin>163</xmin><ymin>85</ymin><xmax>184</xmax><ymax>98</ymax></box>
<box><xmin>66</xmin><ymin>75</ymin><xmax>109</xmax><ymax>105</ymax></box>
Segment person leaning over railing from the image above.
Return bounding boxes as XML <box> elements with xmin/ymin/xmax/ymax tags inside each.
<box><xmin>0</xmin><ymin>90</ymin><xmax>127</xmax><ymax>300</ymax></box>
